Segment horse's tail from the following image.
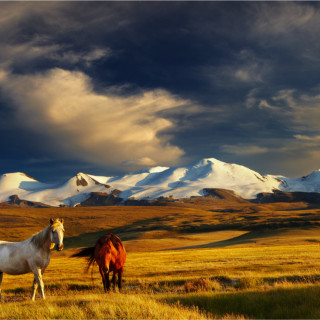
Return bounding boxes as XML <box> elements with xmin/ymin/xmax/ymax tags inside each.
<box><xmin>71</xmin><ymin>246</ymin><xmax>95</xmax><ymax>258</ymax></box>
<box><xmin>71</xmin><ymin>246</ymin><xmax>96</xmax><ymax>273</ymax></box>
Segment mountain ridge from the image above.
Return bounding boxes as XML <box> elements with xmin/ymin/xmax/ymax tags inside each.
<box><xmin>1</xmin><ymin>157</ymin><xmax>320</xmax><ymax>207</ymax></box>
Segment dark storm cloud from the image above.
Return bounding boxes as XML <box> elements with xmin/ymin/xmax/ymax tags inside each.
<box><xmin>0</xmin><ymin>2</ymin><xmax>320</xmax><ymax>181</ymax></box>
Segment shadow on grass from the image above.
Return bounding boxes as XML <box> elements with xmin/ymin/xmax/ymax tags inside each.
<box><xmin>64</xmin><ymin>217</ymin><xmax>169</xmax><ymax>248</ymax></box>
<box><xmin>64</xmin><ymin>217</ymin><xmax>288</xmax><ymax>250</ymax></box>
<box><xmin>65</xmin><ymin>211</ymin><xmax>320</xmax><ymax>250</ymax></box>
<box><xmin>164</xmin><ymin>286</ymin><xmax>320</xmax><ymax>319</ymax></box>
<box><xmin>170</xmin><ymin>229</ymin><xmax>287</xmax><ymax>250</ymax></box>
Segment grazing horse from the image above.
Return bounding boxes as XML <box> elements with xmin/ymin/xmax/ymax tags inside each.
<box><xmin>0</xmin><ymin>218</ymin><xmax>64</xmax><ymax>301</ymax></box>
<box><xmin>72</xmin><ymin>233</ymin><xmax>126</xmax><ymax>292</ymax></box>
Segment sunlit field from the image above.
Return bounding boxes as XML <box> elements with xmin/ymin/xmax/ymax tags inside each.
<box><xmin>1</xmin><ymin>202</ymin><xmax>320</xmax><ymax>318</ymax></box>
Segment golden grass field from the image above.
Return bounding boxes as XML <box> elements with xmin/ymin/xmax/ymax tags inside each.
<box><xmin>1</xmin><ymin>199</ymin><xmax>320</xmax><ymax>318</ymax></box>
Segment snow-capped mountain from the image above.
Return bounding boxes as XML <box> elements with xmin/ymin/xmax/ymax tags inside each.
<box><xmin>1</xmin><ymin>158</ymin><xmax>320</xmax><ymax>207</ymax></box>
<box><xmin>89</xmin><ymin>158</ymin><xmax>281</xmax><ymax>200</ymax></box>
<box><xmin>0</xmin><ymin>172</ymin><xmax>111</xmax><ymax>207</ymax></box>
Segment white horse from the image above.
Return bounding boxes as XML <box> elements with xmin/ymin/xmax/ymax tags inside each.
<box><xmin>0</xmin><ymin>218</ymin><xmax>64</xmax><ymax>301</ymax></box>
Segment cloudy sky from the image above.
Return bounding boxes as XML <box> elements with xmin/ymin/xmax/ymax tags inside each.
<box><xmin>1</xmin><ymin>1</ymin><xmax>320</xmax><ymax>181</ymax></box>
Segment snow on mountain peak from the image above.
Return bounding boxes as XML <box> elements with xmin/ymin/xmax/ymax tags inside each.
<box><xmin>0</xmin><ymin>172</ymin><xmax>48</xmax><ymax>203</ymax></box>
<box><xmin>74</xmin><ymin>172</ymin><xmax>90</xmax><ymax>186</ymax></box>
<box><xmin>0</xmin><ymin>172</ymin><xmax>38</xmax><ymax>190</ymax></box>
<box><xmin>304</xmin><ymin>170</ymin><xmax>320</xmax><ymax>181</ymax></box>
<box><xmin>64</xmin><ymin>172</ymin><xmax>108</xmax><ymax>190</ymax></box>
<box><xmin>1</xmin><ymin>157</ymin><xmax>320</xmax><ymax>206</ymax></box>
<box><xmin>191</xmin><ymin>157</ymin><xmax>224</xmax><ymax>168</ymax></box>
<box><xmin>1</xmin><ymin>171</ymin><xmax>37</xmax><ymax>180</ymax></box>
<box><xmin>280</xmin><ymin>169</ymin><xmax>320</xmax><ymax>192</ymax></box>
<box><xmin>149</xmin><ymin>166</ymin><xmax>169</xmax><ymax>173</ymax></box>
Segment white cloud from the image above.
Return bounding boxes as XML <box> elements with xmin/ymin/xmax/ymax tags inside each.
<box><xmin>0</xmin><ymin>42</ymin><xmax>61</xmax><ymax>69</ymax></box>
<box><xmin>225</xmin><ymin>85</ymin><xmax>320</xmax><ymax>176</ymax></box>
<box><xmin>27</xmin><ymin>157</ymin><xmax>54</xmax><ymax>165</ymax></box>
<box><xmin>294</xmin><ymin>134</ymin><xmax>320</xmax><ymax>142</ymax></box>
<box><xmin>233</xmin><ymin>50</ymin><xmax>269</xmax><ymax>84</ymax></box>
<box><xmin>249</xmin><ymin>3</ymin><xmax>320</xmax><ymax>63</ymax></box>
<box><xmin>221</xmin><ymin>138</ymin><xmax>320</xmax><ymax>177</ymax></box>
<box><xmin>255</xmin><ymin>88</ymin><xmax>320</xmax><ymax>133</ymax></box>
<box><xmin>207</xmin><ymin>49</ymin><xmax>270</xmax><ymax>88</ymax></box>
<box><xmin>258</xmin><ymin>100</ymin><xmax>277</xmax><ymax>110</ymax></box>
<box><xmin>252</xmin><ymin>2</ymin><xmax>318</xmax><ymax>36</ymax></box>
<box><xmin>0</xmin><ymin>3</ymin><xmax>111</xmax><ymax>69</ymax></box>
<box><xmin>221</xmin><ymin>144</ymin><xmax>269</xmax><ymax>156</ymax></box>
<box><xmin>49</xmin><ymin>47</ymin><xmax>111</xmax><ymax>66</ymax></box>
<box><xmin>0</xmin><ymin>68</ymin><xmax>188</xmax><ymax>170</ymax></box>
<box><xmin>0</xmin><ymin>41</ymin><xmax>111</xmax><ymax>69</ymax></box>
<box><xmin>121</xmin><ymin>157</ymin><xmax>157</xmax><ymax>169</ymax></box>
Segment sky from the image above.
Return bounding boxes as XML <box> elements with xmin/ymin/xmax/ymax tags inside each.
<box><xmin>1</xmin><ymin>1</ymin><xmax>320</xmax><ymax>182</ymax></box>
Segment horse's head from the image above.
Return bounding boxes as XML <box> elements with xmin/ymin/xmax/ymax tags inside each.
<box><xmin>50</xmin><ymin>218</ymin><xmax>65</xmax><ymax>251</ymax></box>
<box><xmin>100</xmin><ymin>240</ymin><xmax>117</xmax><ymax>273</ymax></box>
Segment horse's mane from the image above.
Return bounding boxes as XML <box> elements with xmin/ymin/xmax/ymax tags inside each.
<box><xmin>103</xmin><ymin>233</ymin><xmax>124</xmax><ymax>250</ymax></box>
<box><xmin>30</xmin><ymin>226</ymin><xmax>51</xmax><ymax>248</ymax></box>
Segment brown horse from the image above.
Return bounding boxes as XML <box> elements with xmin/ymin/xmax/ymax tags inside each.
<box><xmin>72</xmin><ymin>233</ymin><xmax>126</xmax><ymax>291</ymax></box>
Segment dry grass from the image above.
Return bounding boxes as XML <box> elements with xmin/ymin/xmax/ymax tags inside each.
<box><xmin>2</xmin><ymin>244</ymin><xmax>320</xmax><ymax>318</ymax></box>
<box><xmin>1</xmin><ymin>202</ymin><xmax>320</xmax><ymax>318</ymax></box>
<box><xmin>184</xmin><ymin>278</ymin><xmax>216</xmax><ymax>293</ymax></box>
<box><xmin>164</xmin><ymin>285</ymin><xmax>320</xmax><ymax>319</ymax></box>
<box><xmin>0</xmin><ymin>293</ymin><xmax>210</xmax><ymax>319</ymax></box>
<box><xmin>1</xmin><ymin>201</ymin><xmax>320</xmax><ymax>250</ymax></box>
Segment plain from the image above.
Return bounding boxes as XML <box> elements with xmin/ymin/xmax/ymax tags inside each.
<box><xmin>0</xmin><ymin>200</ymin><xmax>320</xmax><ymax>318</ymax></box>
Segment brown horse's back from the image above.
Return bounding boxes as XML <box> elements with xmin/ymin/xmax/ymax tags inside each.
<box><xmin>95</xmin><ymin>233</ymin><xmax>126</xmax><ymax>272</ymax></box>
<box><xmin>97</xmin><ymin>233</ymin><xmax>125</xmax><ymax>252</ymax></box>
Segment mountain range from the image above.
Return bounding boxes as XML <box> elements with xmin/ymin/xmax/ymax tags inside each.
<box><xmin>1</xmin><ymin>158</ymin><xmax>320</xmax><ymax>207</ymax></box>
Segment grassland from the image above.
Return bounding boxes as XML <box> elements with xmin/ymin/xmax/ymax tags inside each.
<box><xmin>1</xmin><ymin>200</ymin><xmax>320</xmax><ymax>318</ymax></box>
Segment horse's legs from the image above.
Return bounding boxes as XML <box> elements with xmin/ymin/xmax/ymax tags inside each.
<box><xmin>37</xmin><ymin>269</ymin><xmax>45</xmax><ymax>299</ymax></box>
<box><xmin>0</xmin><ymin>272</ymin><xmax>4</xmax><ymax>301</ymax></box>
<box><xmin>99</xmin><ymin>267</ymin><xmax>107</xmax><ymax>292</ymax></box>
<box><xmin>118</xmin><ymin>268</ymin><xmax>124</xmax><ymax>290</ymax></box>
<box><xmin>31</xmin><ymin>267</ymin><xmax>47</xmax><ymax>300</ymax></box>
<box><xmin>30</xmin><ymin>277</ymin><xmax>38</xmax><ymax>301</ymax></box>
<box><xmin>31</xmin><ymin>268</ymin><xmax>45</xmax><ymax>300</ymax></box>
<box><xmin>111</xmin><ymin>272</ymin><xmax>116</xmax><ymax>290</ymax></box>
<box><xmin>104</xmin><ymin>271</ymin><xmax>111</xmax><ymax>291</ymax></box>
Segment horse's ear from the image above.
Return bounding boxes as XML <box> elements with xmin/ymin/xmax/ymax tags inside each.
<box><xmin>60</xmin><ymin>218</ymin><xmax>64</xmax><ymax>224</ymax></box>
<box><xmin>50</xmin><ymin>218</ymin><xmax>54</xmax><ymax>225</ymax></box>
